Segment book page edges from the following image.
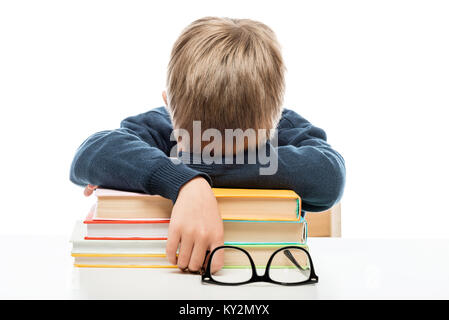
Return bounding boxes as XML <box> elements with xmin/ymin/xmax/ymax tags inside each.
<box><xmin>95</xmin><ymin>188</ymin><xmax>300</xmax><ymax>199</ymax></box>
<box><xmin>72</xmin><ymin>253</ymin><xmax>168</xmax><ymax>257</ymax></box>
<box><xmin>74</xmin><ymin>264</ymin><xmax>178</xmax><ymax>268</ymax></box>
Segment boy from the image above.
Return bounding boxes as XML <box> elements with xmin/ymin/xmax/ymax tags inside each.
<box><xmin>70</xmin><ymin>17</ymin><xmax>345</xmax><ymax>273</ymax></box>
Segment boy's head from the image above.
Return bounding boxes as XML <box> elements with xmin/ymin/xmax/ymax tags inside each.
<box><xmin>165</xmin><ymin>17</ymin><xmax>285</xmax><ymax>148</ymax></box>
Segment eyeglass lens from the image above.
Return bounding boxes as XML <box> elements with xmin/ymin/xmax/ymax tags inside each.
<box><xmin>210</xmin><ymin>247</ymin><xmax>253</xmax><ymax>284</ymax></box>
<box><xmin>269</xmin><ymin>248</ymin><xmax>311</xmax><ymax>283</ymax></box>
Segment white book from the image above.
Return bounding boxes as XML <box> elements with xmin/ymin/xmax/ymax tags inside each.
<box><xmin>70</xmin><ymin>221</ymin><xmax>167</xmax><ymax>254</ymax></box>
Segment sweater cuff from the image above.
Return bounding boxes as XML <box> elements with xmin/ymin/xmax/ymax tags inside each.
<box><xmin>147</xmin><ymin>158</ymin><xmax>212</xmax><ymax>203</ymax></box>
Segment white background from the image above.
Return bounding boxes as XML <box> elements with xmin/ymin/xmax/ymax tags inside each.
<box><xmin>0</xmin><ymin>0</ymin><xmax>448</xmax><ymax>238</ymax></box>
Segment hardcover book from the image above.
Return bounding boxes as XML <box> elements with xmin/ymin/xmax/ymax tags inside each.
<box><xmin>93</xmin><ymin>188</ymin><xmax>301</xmax><ymax>221</ymax></box>
<box><xmin>71</xmin><ymin>221</ymin><xmax>308</xmax><ymax>268</ymax></box>
<box><xmin>83</xmin><ymin>208</ymin><xmax>307</xmax><ymax>244</ymax></box>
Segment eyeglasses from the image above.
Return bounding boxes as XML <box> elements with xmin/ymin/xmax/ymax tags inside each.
<box><xmin>201</xmin><ymin>245</ymin><xmax>319</xmax><ymax>286</ymax></box>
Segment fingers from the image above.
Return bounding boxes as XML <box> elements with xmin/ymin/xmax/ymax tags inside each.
<box><xmin>166</xmin><ymin>228</ymin><xmax>216</xmax><ymax>273</ymax></box>
<box><xmin>176</xmin><ymin>235</ymin><xmax>194</xmax><ymax>270</ymax></box>
<box><xmin>84</xmin><ymin>184</ymin><xmax>98</xmax><ymax>197</ymax></box>
<box><xmin>166</xmin><ymin>226</ymin><xmax>181</xmax><ymax>266</ymax></box>
<box><xmin>210</xmin><ymin>238</ymin><xmax>224</xmax><ymax>274</ymax></box>
<box><xmin>188</xmin><ymin>238</ymin><xmax>209</xmax><ymax>272</ymax></box>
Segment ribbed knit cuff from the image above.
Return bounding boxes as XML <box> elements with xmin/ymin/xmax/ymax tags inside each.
<box><xmin>147</xmin><ymin>158</ymin><xmax>212</xmax><ymax>203</ymax></box>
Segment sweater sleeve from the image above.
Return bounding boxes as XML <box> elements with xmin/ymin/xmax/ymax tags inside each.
<box><xmin>197</xmin><ymin>109</ymin><xmax>346</xmax><ymax>212</ymax></box>
<box><xmin>69</xmin><ymin>108</ymin><xmax>211</xmax><ymax>202</ymax></box>
<box><xmin>275</xmin><ymin>109</ymin><xmax>346</xmax><ymax>211</ymax></box>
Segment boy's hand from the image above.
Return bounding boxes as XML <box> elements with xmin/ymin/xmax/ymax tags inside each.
<box><xmin>84</xmin><ymin>184</ymin><xmax>98</xmax><ymax>196</ymax></box>
<box><xmin>166</xmin><ymin>177</ymin><xmax>224</xmax><ymax>273</ymax></box>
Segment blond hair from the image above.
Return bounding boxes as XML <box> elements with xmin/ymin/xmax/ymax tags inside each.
<box><xmin>166</xmin><ymin>17</ymin><xmax>285</xmax><ymax>142</ymax></box>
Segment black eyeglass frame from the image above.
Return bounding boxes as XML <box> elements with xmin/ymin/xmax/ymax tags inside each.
<box><xmin>201</xmin><ymin>245</ymin><xmax>319</xmax><ymax>286</ymax></box>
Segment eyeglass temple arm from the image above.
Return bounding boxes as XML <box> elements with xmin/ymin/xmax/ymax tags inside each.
<box><xmin>200</xmin><ymin>250</ymin><xmax>211</xmax><ymax>275</ymax></box>
<box><xmin>283</xmin><ymin>250</ymin><xmax>307</xmax><ymax>271</ymax></box>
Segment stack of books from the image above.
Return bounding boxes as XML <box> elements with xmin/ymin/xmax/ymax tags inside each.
<box><xmin>70</xmin><ymin>188</ymin><xmax>308</xmax><ymax>268</ymax></box>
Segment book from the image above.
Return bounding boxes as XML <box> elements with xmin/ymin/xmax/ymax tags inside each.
<box><xmin>305</xmin><ymin>202</ymin><xmax>341</xmax><ymax>237</ymax></box>
<box><xmin>71</xmin><ymin>187</ymin><xmax>307</xmax><ymax>268</ymax></box>
<box><xmin>72</xmin><ymin>253</ymin><xmax>177</xmax><ymax>268</ymax></box>
<box><xmin>223</xmin><ymin>220</ymin><xmax>307</xmax><ymax>244</ymax></box>
<box><xmin>71</xmin><ymin>222</ymin><xmax>175</xmax><ymax>268</ymax></box>
<box><xmin>70</xmin><ymin>222</ymin><xmax>308</xmax><ymax>268</ymax></box>
<box><xmin>72</xmin><ymin>245</ymin><xmax>309</xmax><ymax>268</ymax></box>
<box><xmin>84</xmin><ymin>207</ymin><xmax>169</xmax><ymax>239</ymax></box>
<box><xmin>71</xmin><ymin>221</ymin><xmax>166</xmax><ymax>254</ymax></box>
<box><xmin>221</xmin><ymin>243</ymin><xmax>309</xmax><ymax>268</ymax></box>
<box><xmin>84</xmin><ymin>213</ymin><xmax>307</xmax><ymax>244</ymax></box>
<box><xmin>93</xmin><ymin>188</ymin><xmax>301</xmax><ymax>221</ymax></box>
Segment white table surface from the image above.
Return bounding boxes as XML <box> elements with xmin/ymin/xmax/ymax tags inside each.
<box><xmin>1</xmin><ymin>236</ymin><xmax>448</xmax><ymax>299</ymax></box>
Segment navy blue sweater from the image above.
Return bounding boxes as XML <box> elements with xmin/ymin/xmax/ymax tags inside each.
<box><xmin>70</xmin><ymin>107</ymin><xmax>345</xmax><ymax>212</ymax></box>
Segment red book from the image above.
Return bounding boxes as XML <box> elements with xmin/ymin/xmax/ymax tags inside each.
<box><xmin>83</xmin><ymin>206</ymin><xmax>169</xmax><ymax>240</ymax></box>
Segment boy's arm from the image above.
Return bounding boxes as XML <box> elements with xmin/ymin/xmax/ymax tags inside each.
<box><xmin>197</xmin><ymin>109</ymin><xmax>345</xmax><ymax>212</ymax></box>
<box><xmin>275</xmin><ymin>109</ymin><xmax>346</xmax><ymax>211</ymax></box>
<box><xmin>70</xmin><ymin>108</ymin><xmax>224</xmax><ymax>272</ymax></box>
<box><xmin>69</xmin><ymin>108</ymin><xmax>209</xmax><ymax>202</ymax></box>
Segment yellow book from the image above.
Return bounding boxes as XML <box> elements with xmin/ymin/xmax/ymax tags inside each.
<box><xmin>72</xmin><ymin>253</ymin><xmax>178</xmax><ymax>268</ymax></box>
<box><xmin>93</xmin><ymin>188</ymin><xmax>301</xmax><ymax>221</ymax></box>
<box><xmin>72</xmin><ymin>244</ymin><xmax>309</xmax><ymax>268</ymax></box>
